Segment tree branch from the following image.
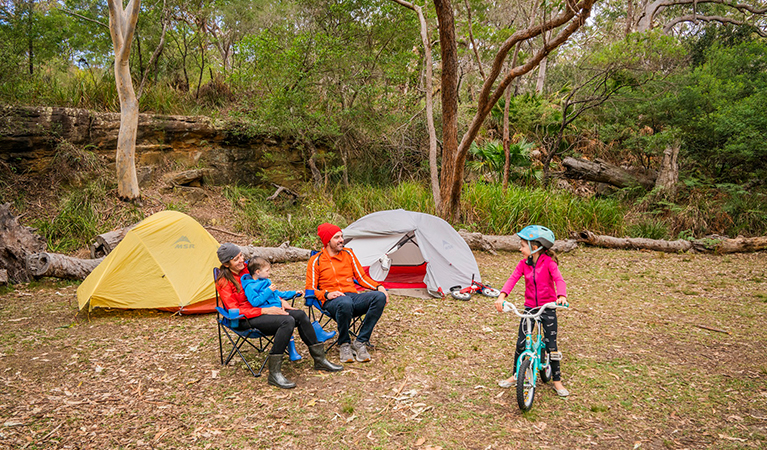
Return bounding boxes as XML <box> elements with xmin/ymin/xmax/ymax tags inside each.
<box><xmin>59</xmin><ymin>9</ymin><xmax>108</xmax><ymax>29</ymax></box>
<box><xmin>464</xmin><ymin>0</ymin><xmax>486</xmax><ymax>81</ymax></box>
<box><xmin>663</xmin><ymin>14</ymin><xmax>767</xmax><ymax>36</ymax></box>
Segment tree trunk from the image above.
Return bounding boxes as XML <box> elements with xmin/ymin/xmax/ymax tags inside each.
<box><xmin>535</xmin><ymin>57</ymin><xmax>548</xmax><ymax>93</ymax></box>
<box><xmin>26</xmin><ymin>253</ymin><xmax>104</xmax><ymax>279</ymax></box>
<box><xmin>435</xmin><ymin>0</ymin><xmax>597</xmax><ymax>221</ymax></box>
<box><xmin>434</xmin><ymin>0</ymin><xmax>460</xmax><ymax>220</ymax></box>
<box><xmin>391</xmin><ymin>0</ymin><xmax>441</xmax><ymax>208</ymax></box>
<box><xmin>562</xmin><ymin>156</ymin><xmax>657</xmax><ymax>190</ymax></box>
<box><xmin>502</xmin><ymin>84</ymin><xmax>511</xmax><ymax>191</ymax></box>
<box><xmin>654</xmin><ymin>141</ymin><xmax>680</xmax><ymax>198</ymax></box>
<box><xmin>108</xmin><ymin>0</ymin><xmax>142</xmax><ymax>201</ymax></box>
<box><xmin>305</xmin><ymin>137</ymin><xmax>323</xmax><ymax>188</ymax></box>
<box><xmin>0</xmin><ymin>203</ymin><xmax>47</xmax><ymax>283</ymax></box>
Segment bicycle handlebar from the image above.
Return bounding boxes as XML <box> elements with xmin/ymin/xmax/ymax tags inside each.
<box><xmin>502</xmin><ymin>301</ymin><xmax>568</xmax><ymax>318</ymax></box>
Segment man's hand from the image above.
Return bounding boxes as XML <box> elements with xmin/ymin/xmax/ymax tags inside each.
<box><xmin>262</xmin><ymin>306</ymin><xmax>288</xmax><ymax>315</ymax></box>
<box><xmin>378</xmin><ymin>285</ymin><xmax>390</xmax><ymax>305</ymax></box>
<box><xmin>327</xmin><ymin>291</ymin><xmax>343</xmax><ymax>300</ymax></box>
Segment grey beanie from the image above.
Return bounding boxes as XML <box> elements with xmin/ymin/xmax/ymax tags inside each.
<box><xmin>217</xmin><ymin>243</ymin><xmax>241</xmax><ymax>264</ymax></box>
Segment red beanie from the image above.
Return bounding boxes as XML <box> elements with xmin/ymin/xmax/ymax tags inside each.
<box><xmin>317</xmin><ymin>223</ymin><xmax>342</xmax><ymax>246</ymax></box>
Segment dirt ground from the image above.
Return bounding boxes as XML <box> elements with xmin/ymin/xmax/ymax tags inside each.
<box><xmin>1</xmin><ymin>246</ymin><xmax>766</xmax><ymax>449</ymax></box>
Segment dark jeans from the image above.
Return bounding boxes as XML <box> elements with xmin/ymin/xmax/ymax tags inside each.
<box><xmin>238</xmin><ymin>309</ymin><xmax>317</xmax><ymax>355</ymax></box>
<box><xmin>513</xmin><ymin>308</ymin><xmax>561</xmax><ymax>381</ymax></box>
<box><xmin>322</xmin><ymin>291</ymin><xmax>387</xmax><ymax>345</ymax></box>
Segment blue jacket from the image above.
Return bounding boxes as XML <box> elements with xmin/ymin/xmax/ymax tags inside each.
<box><xmin>240</xmin><ymin>274</ymin><xmax>297</xmax><ymax>309</ymax></box>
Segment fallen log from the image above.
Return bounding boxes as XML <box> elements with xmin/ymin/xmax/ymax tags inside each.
<box><xmin>574</xmin><ymin>230</ymin><xmax>693</xmax><ymax>252</ymax></box>
<box><xmin>562</xmin><ymin>157</ymin><xmax>656</xmax><ymax>190</ymax></box>
<box><xmin>458</xmin><ymin>229</ymin><xmax>578</xmax><ymax>254</ymax></box>
<box><xmin>0</xmin><ymin>203</ymin><xmax>47</xmax><ymax>283</ymax></box>
<box><xmin>575</xmin><ymin>230</ymin><xmax>767</xmax><ymax>254</ymax></box>
<box><xmin>89</xmin><ymin>225</ymin><xmax>135</xmax><ymax>258</ymax></box>
<box><xmin>26</xmin><ymin>253</ymin><xmax>104</xmax><ymax>279</ymax></box>
<box><xmin>692</xmin><ymin>236</ymin><xmax>767</xmax><ymax>254</ymax></box>
<box><xmin>240</xmin><ymin>242</ymin><xmax>312</xmax><ymax>263</ymax></box>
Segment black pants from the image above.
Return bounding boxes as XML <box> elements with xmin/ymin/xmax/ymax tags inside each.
<box><xmin>513</xmin><ymin>308</ymin><xmax>561</xmax><ymax>381</ymax></box>
<box><xmin>238</xmin><ymin>309</ymin><xmax>317</xmax><ymax>355</ymax></box>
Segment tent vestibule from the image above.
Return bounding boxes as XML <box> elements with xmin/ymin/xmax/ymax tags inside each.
<box><xmin>343</xmin><ymin>209</ymin><xmax>481</xmax><ymax>298</ymax></box>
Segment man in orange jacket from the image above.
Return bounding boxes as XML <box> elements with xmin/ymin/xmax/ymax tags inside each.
<box><xmin>306</xmin><ymin>223</ymin><xmax>389</xmax><ymax>363</ymax></box>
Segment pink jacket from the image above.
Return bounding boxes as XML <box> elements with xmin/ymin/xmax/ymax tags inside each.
<box><xmin>500</xmin><ymin>254</ymin><xmax>567</xmax><ymax>308</ymax></box>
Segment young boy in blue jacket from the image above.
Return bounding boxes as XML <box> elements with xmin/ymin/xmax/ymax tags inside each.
<box><xmin>241</xmin><ymin>257</ymin><xmax>303</xmax><ymax>308</ymax></box>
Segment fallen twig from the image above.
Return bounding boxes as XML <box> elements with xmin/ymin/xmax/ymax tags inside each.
<box><xmin>695</xmin><ymin>324</ymin><xmax>730</xmax><ymax>334</ymax></box>
<box><xmin>204</xmin><ymin>226</ymin><xmax>246</xmax><ymax>238</ymax></box>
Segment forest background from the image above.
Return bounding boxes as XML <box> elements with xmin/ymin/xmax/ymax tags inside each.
<box><xmin>1</xmin><ymin>0</ymin><xmax>767</xmax><ymax>252</ymax></box>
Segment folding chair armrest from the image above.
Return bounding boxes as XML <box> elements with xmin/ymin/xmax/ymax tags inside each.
<box><xmin>304</xmin><ymin>290</ymin><xmax>321</xmax><ymax>308</ymax></box>
<box><xmin>216</xmin><ymin>306</ymin><xmax>245</xmax><ymax>321</ymax></box>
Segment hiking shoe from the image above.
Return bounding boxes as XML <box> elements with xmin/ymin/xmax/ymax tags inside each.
<box><xmin>497</xmin><ymin>376</ymin><xmax>516</xmax><ymax>388</ymax></box>
<box><xmin>351</xmin><ymin>340</ymin><xmax>371</xmax><ymax>362</ymax></box>
<box><xmin>553</xmin><ymin>385</ymin><xmax>570</xmax><ymax>397</ymax></box>
<box><xmin>339</xmin><ymin>343</ymin><xmax>354</xmax><ymax>363</ymax></box>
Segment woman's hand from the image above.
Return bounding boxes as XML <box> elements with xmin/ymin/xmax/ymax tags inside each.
<box><xmin>494</xmin><ymin>293</ymin><xmax>507</xmax><ymax>313</ymax></box>
<box><xmin>262</xmin><ymin>306</ymin><xmax>288</xmax><ymax>315</ymax></box>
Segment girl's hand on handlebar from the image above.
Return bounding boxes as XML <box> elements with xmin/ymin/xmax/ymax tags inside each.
<box><xmin>494</xmin><ymin>297</ymin><xmax>505</xmax><ymax>313</ymax></box>
<box><xmin>556</xmin><ymin>296</ymin><xmax>568</xmax><ymax>306</ymax></box>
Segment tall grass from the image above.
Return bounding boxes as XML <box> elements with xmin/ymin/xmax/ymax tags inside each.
<box><xmin>460</xmin><ymin>183</ymin><xmax>626</xmax><ymax>238</ymax></box>
<box><xmin>226</xmin><ymin>181</ymin><xmax>626</xmax><ymax>246</ymax></box>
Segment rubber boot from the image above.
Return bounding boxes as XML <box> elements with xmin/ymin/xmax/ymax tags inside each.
<box><xmin>288</xmin><ymin>336</ymin><xmax>302</xmax><ymax>361</ymax></box>
<box><xmin>267</xmin><ymin>354</ymin><xmax>296</xmax><ymax>389</ymax></box>
<box><xmin>312</xmin><ymin>321</ymin><xmax>337</xmax><ymax>343</ymax></box>
<box><xmin>308</xmin><ymin>343</ymin><xmax>343</xmax><ymax>372</ymax></box>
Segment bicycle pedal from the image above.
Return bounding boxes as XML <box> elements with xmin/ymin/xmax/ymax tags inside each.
<box><xmin>549</xmin><ymin>351</ymin><xmax>563</xmax><ymax>361</ymax></box>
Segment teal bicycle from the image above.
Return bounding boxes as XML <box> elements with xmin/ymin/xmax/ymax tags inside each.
<box><xmin>502</xmin><ymin>301</ymin><xmax>568</xmax><ymax>411</ymax></box>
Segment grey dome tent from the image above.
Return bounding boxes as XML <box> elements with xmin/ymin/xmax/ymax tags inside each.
<box><xmin>343</xmin><ymin>209</ymin><xmax>481</xmax><ymax>298</ymax></box>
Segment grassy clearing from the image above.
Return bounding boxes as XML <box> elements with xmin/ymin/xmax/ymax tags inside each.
<box><xmin>1</xmin><ymin>248</ymin><xmax>766</xmax><ymax>449</ymax></box>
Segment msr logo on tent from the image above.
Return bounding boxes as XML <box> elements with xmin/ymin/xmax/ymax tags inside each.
<box><xmin>442</xmin><ymin>240</ymin><xmax>453</xmax><ymax>250</ymax></box>
<box><xmin>173</xmin><ymin>236</ymin><xmax>195</xmax><ymax>249</ymax></box>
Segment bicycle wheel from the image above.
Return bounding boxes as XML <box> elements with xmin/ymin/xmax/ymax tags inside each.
<box><xmin>516</xmin><ymin>357</ymin><xmax>536</xmax><ymax>411</ymax></box>
<box><xmin>449</xmin><ymin>287</ymin><xmax>472</xmax><ymax>301</ymax></box>
<box><xmin>481</xmin><ymin>287</ymin><xmax>500</xmax><ymax>297</ymax></box>
<box><xmin>539</xmin><ymin>350</ymin><xmax>552</xmax><ymax>383</ymax></box>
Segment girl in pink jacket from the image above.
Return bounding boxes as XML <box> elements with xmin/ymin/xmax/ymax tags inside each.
<box><xmin>494</xmin><ymin>225</ymin><xmax>570</xmax><ymax>397</ymax></box>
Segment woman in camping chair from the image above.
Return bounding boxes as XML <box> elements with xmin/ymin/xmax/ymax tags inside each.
<box><xmin>215</xmin><ymin>243</ymin><xmax>342</xmax><ymax>389</ymax></box>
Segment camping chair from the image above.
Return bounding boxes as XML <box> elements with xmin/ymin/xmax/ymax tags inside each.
<box><xmin>214</xmin><ymin>268</ymin><xmax>301</xmax><ymax>377</ymax></box>
<box><xmin>304</xmin><ymin>290</ymin><xmax>365</xmax><ymax>350</ymax></box>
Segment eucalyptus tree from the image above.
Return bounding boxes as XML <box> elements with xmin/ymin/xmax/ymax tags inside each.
<box><xmin>107</xmin><ymin>0</ymin><xmax>141</xmax><ymax>201</ymax></box>
<box><xmin>433</xmin><ymin>0</ymin><xmax>598</xmax><ymax>220</ymax></box>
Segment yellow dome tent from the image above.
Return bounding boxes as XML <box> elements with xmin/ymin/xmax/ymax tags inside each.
<box><xmin>77</xmin><ymin>210</ymin><xmax>220</xmax><ymax>314</ymax></box>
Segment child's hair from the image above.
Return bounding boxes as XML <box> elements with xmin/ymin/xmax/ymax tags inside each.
<box><xmin>527</xmin><ymin>239</ymin><xmax>559</xmax><ymax>265</ymax></box>
<box><xmin>247</xmin><ymin>256</ymin><xmax>270</xmax><ymax>274</ymax></box>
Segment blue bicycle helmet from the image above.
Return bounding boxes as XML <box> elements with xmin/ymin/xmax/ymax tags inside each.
<box><xmin>517</xmin><ymin>225</ymin><xmax>556</xmax><ymax>250</ymax></box>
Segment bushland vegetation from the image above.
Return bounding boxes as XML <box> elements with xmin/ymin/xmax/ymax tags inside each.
<box><xmin>2</xmin><ymin>0</ymin><xmax>767</xmax><ymax>247</ymax></box>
